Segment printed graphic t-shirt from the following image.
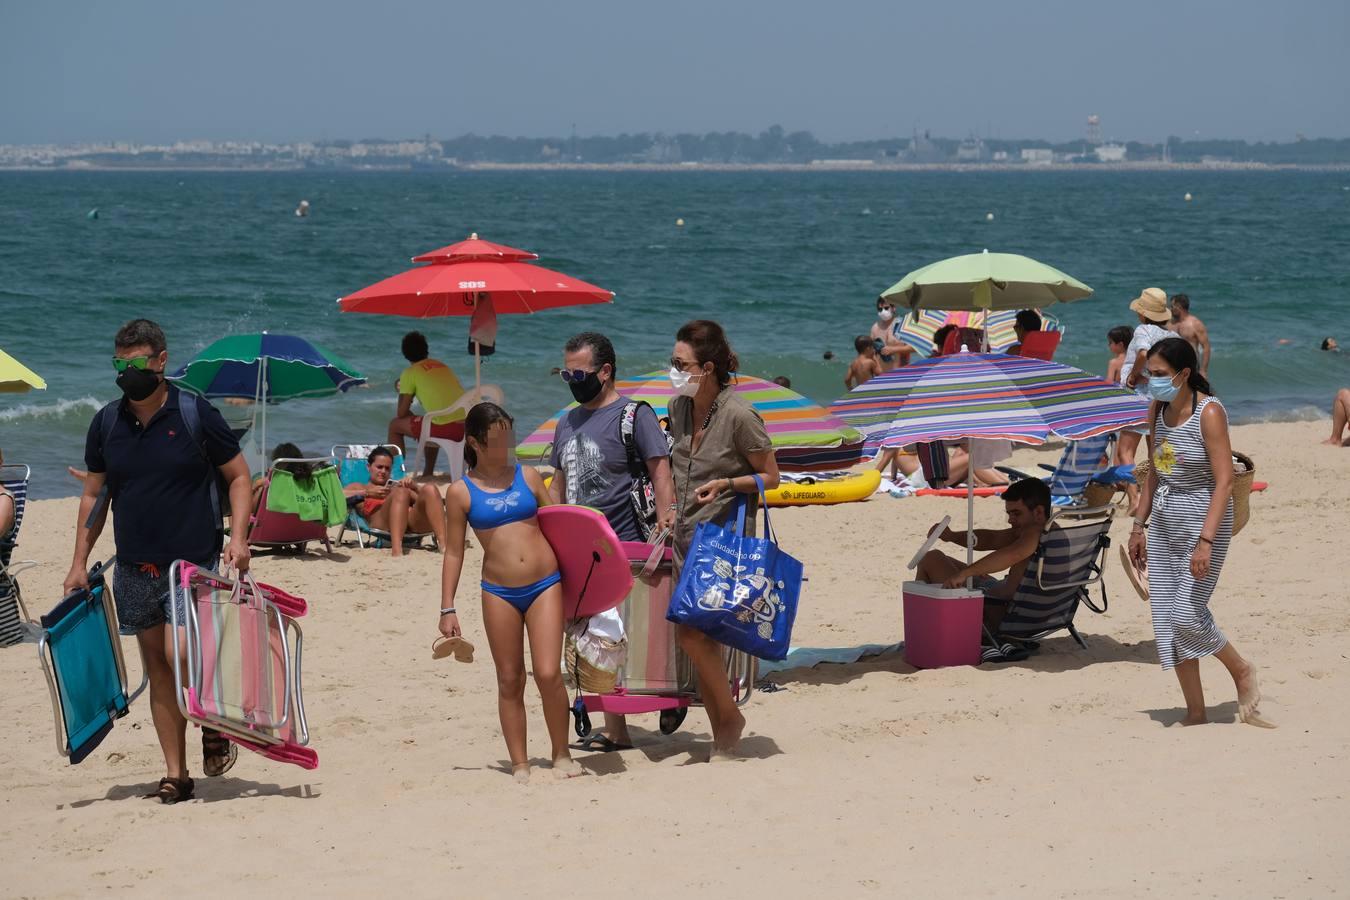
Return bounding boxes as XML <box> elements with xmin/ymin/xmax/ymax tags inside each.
<box><xmin>549</xmin><ymin>398</ymin><xmax>669</xmax><ymax>542</ymax></box>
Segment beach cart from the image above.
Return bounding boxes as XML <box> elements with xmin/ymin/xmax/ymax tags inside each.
<box><xmin>572</xmin><ymin>540</ymin><xmax>756</xmax><ymax>735</ymax></box>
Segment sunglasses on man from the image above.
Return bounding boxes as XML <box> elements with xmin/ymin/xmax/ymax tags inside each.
<box><xmin>111</xmin><ymin>355</ymin><xmax>157</xmax><ymax>373</ymax></box>
<box><xmin>557</xmin><ymin>368</ymin><xmax>597</xmax><ymax>384</ymax></box>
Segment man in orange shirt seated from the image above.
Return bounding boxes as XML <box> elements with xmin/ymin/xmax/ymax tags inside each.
<box><xmin>387</xmin><ymin>331</ymin><xmax>467</xmax><ymax>477</ymax></box>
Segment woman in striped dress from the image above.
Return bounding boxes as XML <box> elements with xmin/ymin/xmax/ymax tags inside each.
<box><xmin>1127</xmin><ymin>338</ymin><xmax>1273</xmax><ymax>727</ymax></box>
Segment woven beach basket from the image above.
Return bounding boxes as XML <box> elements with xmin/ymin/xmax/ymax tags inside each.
<box><xmin>1135</xmin><ymin>452</ymin><xmax>1254</xmax><ymax>536</ymax></box>
<box><xmin>564</xmin><ymin>635</ymin><xmax>619</xmax><ymax>694</ymax></box>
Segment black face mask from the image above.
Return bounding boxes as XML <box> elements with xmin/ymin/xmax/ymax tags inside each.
<box><xmin>568</xmin><ymin>370</ymin><xmax>604</xmax><ymax>404</ymax></box>
<box><xmin>116</xmin><ymin>366</ymin><xmax>162</xmax><ymax>402</ymax></box>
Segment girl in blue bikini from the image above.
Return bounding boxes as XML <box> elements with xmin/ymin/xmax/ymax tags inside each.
<box><xmin>439</xmin><ymin>402</ymin><xmax>580</xmax><ymax>782</ymax></box>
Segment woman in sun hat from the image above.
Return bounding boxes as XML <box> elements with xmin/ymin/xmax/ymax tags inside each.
<box><xmin>1116</xmin><ymin>288</ymin><xmax>1176</xmax><ymax>514</ymax></box>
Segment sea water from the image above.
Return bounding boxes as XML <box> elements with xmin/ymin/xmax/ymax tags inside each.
<box><xmin>3</xmin><ymin>169</ymin><xmax>1348</xmax><ymax>498</ymax></box>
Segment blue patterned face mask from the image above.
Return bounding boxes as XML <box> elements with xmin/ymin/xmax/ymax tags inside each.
<box><xmin>1146</xmin><ymin>373</ymin><xmax>1182</xmax><ymax>402</ymax></box>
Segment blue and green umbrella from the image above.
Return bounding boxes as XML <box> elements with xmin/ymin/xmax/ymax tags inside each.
<box><xmin>171</xmin><ymin>332</ymin><xmax>366</xmax><ymax>455</ymax></box>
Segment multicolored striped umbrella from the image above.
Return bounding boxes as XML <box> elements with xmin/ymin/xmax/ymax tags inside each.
<box><xmin>518</xmin><ymin>372</ymin><xmax>866</xmax><ymax>472</ymax></box>
<box><xmin>893</xmin><ymin>309</ymin><xmax>1063</xmax><ymax>357</ymax></box>
<box><xmin>829</xmin><ymin>353</ymin><xmax>1149</xmax><ymax>452</ymax></box>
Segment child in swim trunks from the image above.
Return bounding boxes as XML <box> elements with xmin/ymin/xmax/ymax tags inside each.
<box><xmin>439</xmin><ymin>402</ymin><xmax>580</xmax><ymax>783</ymax></box>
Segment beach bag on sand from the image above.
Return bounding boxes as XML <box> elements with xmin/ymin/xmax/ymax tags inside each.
<box><xmin>668</xmin><ymin>476</ymin><xmax>801</xmax><ymax>661</ymax></box>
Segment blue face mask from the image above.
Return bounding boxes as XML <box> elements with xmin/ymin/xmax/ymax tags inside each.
<box><xmin>1146</xmin><ymin>373</ymin><xmax>1181</xmax><ymax>402</ymax></box>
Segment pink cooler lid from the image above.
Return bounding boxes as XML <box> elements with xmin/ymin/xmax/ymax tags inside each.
<box><xmin>537</xmin><ymin>506</ymin><xmax>635</xmax><ymax>617</ymax></box>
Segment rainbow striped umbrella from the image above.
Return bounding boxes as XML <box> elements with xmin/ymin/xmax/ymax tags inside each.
<box><xmin>893</xmin><ymin>309</ymin><xmax>1062</xmax><ymax>357</ymax></box>
<box><xmin>829</xmin><ymin>353</ymin><xmax>1149</xmax><ymax>452</ymax></box>
<box><xmin>518</xmin><ymin>372</ymin><xmax>865</xmax><ymax>472</ymax></box>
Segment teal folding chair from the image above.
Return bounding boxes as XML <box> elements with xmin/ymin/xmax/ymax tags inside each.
<box><xmin>36</xmin><ymin>562</ymin><xmax>148</xmax><ymax>764</ymax></box>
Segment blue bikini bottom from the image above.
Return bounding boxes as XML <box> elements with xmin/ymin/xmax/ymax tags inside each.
<box><xmin>481</xmin><ymin>571</ymin><xmax>562</xmax><ymax>614</ymax></box>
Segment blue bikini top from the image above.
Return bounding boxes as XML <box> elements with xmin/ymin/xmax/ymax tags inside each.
<box><xmin>464</xmin><ymin>464</ymin><xmax>538</xmax><ymax>531</ymax></box>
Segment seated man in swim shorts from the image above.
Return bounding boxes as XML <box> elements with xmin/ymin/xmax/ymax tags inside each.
<box><xmin>915</xmin><ymin>478</ymin><xmax>1051</xmax><ymax>630</ymax></box>
<box><xmin>343</xmin><ymin>446</ymin><xmax>447</xmax><ymax>557</ymax></box>
<box><xmin>387</xmin><ymin>331</ymin><xmax>467</xmax><ymax>477</ymax></box>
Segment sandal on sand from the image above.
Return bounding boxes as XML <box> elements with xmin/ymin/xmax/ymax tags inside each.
<box><xmin>202</xmin><ymin>728</ymin><xmax>238</xmax><ymax>777</ymax></box>
<box><xmin>431</xmin><ymin>636</ymin><xmax>475</xmax><ymax>663</ymax></box>
<box><xmin>571</xmin><ymin>732</ymin><xmax>633</xmax><ymax>753</ymax></box>
<box><xmin>147</xmin><ymin>776</ymin><xmax>195</xmax><ymax>804</ymax></box>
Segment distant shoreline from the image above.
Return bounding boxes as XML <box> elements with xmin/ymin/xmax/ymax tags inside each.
<box><xmin>3</xmin><ymin>161</ymin><xmax>1350</xmax><ymax>174</ymax></box>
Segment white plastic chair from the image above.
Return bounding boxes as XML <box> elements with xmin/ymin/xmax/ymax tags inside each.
<box><xmin>410</xmin><ymin>384</ymin><xmax>505</xmax><ymax>480</ymax></box>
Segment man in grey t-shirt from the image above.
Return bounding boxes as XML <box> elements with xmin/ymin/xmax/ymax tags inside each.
<box><xmin>549</xmin><ymin>332</ymin><xmax>675</xmax><ymax>751</ymax></box>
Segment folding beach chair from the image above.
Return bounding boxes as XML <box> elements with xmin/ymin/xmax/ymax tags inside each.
<box><xmin>248</xmin><ymin>458</ymin><xmax>339</xmax><ymax>554</ymax></box>
<box><xmin>331</xmin><ymin>444</ymin><xmax>436</xmax><ymax>550</ymax></box>
<box><xmin>1017</xmin><ymin>330</ymin><xmax>1062</xmax><ymax>361</ymax></box>
<box><xmin>996</xmin><ymin>433</ymin><xmax>1114</xmax><ymax>507</ymax></box>
<box><xmin>170</xmin><ymin>562</ymin><xmax>316</xmax><ymax>769</ymax></box>
<box><xmin>985</xmin><ymin>505</ymin><xmax>1113</xmax><ymax>658</ymax></box>
<box><xmin>36</xmin><ymin>561</ymin><xmax>148</xmax><ymax>763</ymax></box>
<box><xmin>1</xmin><ymin>463</ymin><xmax>34</xmax><ymax>646</ymax></box>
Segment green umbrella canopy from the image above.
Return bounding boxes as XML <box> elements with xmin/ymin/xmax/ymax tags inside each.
<box><xmin>881</xmin><ymin>250</ymin><xmax>1093</xmax><ymax>313</ymax></box>
<box><xmin>170</xmin><ymin>333</ymin><xmax>366</xmax><ymax>402</ymax></box>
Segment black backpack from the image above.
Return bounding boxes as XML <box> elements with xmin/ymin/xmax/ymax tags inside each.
<box><xmin>620</xmin><ymin>400</ymin><xmax>674</xmax><ymax>541</ymax></box>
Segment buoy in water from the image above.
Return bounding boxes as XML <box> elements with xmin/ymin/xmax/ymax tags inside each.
<box><xmin>1184</xmin><ymin>192</ymin><xmax>1193</xmax><ymax>202</ymax></box>
<box><xmin>86</xmin><ymin>208</ymin><xmax>99</xmax><ymax>220</ymax></box>
<box><xmin>985</xmin><ymin>212</ymin><xmax>995</xmax><ymax>221</ymax></box>
<box><xmin>861</xmin><ymin>207</ymin><xmax>872</xmax><ymax>216</ymax></box>
<box><xmin>675</xmin><ymin>217</ymin><xmax>684</xmax><ymax>227</ymax></box>
<box><xmin>295</xmin><ymin>200</ymin><xmax>310</xmax><ymax>217</ymax></box>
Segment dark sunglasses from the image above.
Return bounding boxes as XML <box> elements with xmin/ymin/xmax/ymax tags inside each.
<box><xmin>558</xmin><ymin>368</ymin><xmax>598</xmax><ymax>384</ymax></box>
<box><xmin>111</xmin><ymin>355</ymin><xmax>155</xmax><ymax>373</ymax></box>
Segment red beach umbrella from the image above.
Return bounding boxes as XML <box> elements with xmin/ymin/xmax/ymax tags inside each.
<box><xmin>411</xmin><ymin>232</ymin><xmax>539</xmax><ymax>264</ymax></box>
<box><xmin>338</xmin><ymin>258</ymin><xmax>613</xmax><ymax>317</ymax></box>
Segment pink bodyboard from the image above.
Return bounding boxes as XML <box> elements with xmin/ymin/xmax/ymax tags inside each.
<box><xmin>536</xmin><ymin>505</ymin><xmax>634</xmax><ymax>617</ymax></box>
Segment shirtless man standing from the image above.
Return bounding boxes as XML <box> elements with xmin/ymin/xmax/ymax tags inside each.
<box><xmin>1169</xmin><ymin>294</ymin><xmax>1211</xmax><ymax>376</ymax></box>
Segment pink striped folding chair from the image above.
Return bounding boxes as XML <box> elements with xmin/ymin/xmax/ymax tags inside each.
<box><xmin>170</xmin><ymin>562</ymin><xmax>316</xmax><ymax>769</ymax></box>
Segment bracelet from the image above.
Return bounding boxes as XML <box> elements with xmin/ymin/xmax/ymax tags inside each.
<box><xmin>1197</xmin><ymin>536</ymin><xmax>1213</xmax><ymax>545</ymax></box>
<box><xmin>1133</xmin><ymin>517</ymin><xmax>1148</xmax><ymax>527</ymax></box>
<box><xmin>439</xmin><ymin>607</ymin><xmax>457</xmax><ymax>615</ymax></box>
<box><xmin>725</xmin><ymin>477</ymin><xmax>734</xmax><ymax>493</ymax></box>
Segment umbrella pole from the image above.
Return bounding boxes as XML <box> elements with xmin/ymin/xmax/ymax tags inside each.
<box><xmin>259</xmin><ymin>357</ymin><xmax>268</xmax><ymax>466</ymax></box>
<box><xmin>472</xmin><ymin>292</ymin><xmax>482</xmax><ymax>392</ymax></box>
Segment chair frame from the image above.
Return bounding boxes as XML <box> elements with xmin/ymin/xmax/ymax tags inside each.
<box><xmin>248</xmin><ymin>457</ymin><xmax>337</xmax><ymax>554</ymax></box>
<box><xmin>36</xmin><ymin>561</ymin><xmax>149</xmax><ymax>760</ymax></box>
<box><xmin>1</xmin><ymin>463</ymin><xmax>35</xmax><ymax>632</ymax></box>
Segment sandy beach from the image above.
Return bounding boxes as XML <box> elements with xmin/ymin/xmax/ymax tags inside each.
<box><xmin>2</xmin><ymin>419</ymin><xmax>1347</xmax><ymax>898</ymax></box>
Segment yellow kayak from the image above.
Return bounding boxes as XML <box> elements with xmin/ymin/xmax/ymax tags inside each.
<box><xmin>765</xmin><ymin>470</ymin><xmax>881</xmax><ymax>507</ymax></box>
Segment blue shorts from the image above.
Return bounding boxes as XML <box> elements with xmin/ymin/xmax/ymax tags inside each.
<box><xmin>112</xmin><ymin>559</ymin><xmax>215</xmax><ymax>636</ymax></box>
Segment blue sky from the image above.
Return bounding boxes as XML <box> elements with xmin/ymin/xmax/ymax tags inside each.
<box><xmin>2</xmin><ymin>0</ymin><xmax>1346</xmax><ymax>144</ymax></box>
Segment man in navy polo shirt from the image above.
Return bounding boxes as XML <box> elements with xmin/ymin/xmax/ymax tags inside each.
<box><xmin>64</xmin><ymin>319</ymin><xmax>254</xmax><ymax>804</ymax></box>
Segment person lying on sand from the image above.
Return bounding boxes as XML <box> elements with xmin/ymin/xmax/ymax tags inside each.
<box><xmin>915</xmin><ymin>478</ymin><xmax>1049</xmax><ymax>632</ymax></box>
<box><xmin>343</xmin><ymin>446</ymin><xmax>447</xmax><ymax>556</ymax></box>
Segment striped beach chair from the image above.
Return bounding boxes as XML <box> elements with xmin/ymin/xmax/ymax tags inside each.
<box><xmin>1</xmin><ymin>463</ymin><xmax>33</xmax><ymax>646</ymax></box>
<box><xmin>996</xmin><ymin>433</ymin><xmax>1115</xmax><ymax>507</ymax></box>
<box><xmin>36</xmin><ymin>561</ymin><xmax>148</xmax><ymax>763</ymax></box>
<box><xmin>170</xmin><ymin>562</ymin><xmax>316</xmax><ymax>769</ymax></box>
<box><xmin>988</xmin><ymin>505</ymin><xmax>1114</xmax><ymax>655</ymax></box>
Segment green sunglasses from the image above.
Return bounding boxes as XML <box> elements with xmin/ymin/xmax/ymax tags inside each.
<box><xmin>111</xmin><ymin>355</ymin><xmax>156</xmax><ymax>373</ymax></box>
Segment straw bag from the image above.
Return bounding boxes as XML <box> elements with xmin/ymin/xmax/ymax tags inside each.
<box><xmin>1082</xmin><ymin>481</ymin><xmax>1118</xmax><ymax>509</ymax></box>
<box><xmin>564</xmin><ymin>613</ymin><xmax>625</xmax><ymax>694</ymax></box>
<box><xmin>1136</xmin><ymin>453</ymin><xmax>1254</xmax><ymax>536</ymax></box>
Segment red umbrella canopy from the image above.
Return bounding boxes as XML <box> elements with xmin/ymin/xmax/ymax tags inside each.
<box><xmin>411</xmin><ymin>233</ymin><xmax>539</xmax><ymax>264</ymax></box>
<box><xmin>339</xmin><ymin>259</ymin><xmax>615</xmax><ymax>317</ymax></box>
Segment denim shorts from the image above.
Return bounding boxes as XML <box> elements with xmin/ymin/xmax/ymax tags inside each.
<box><xmin>111</xmin><ymin>560</ymin><xmax>214</xmax><ymax>636</ymax></box>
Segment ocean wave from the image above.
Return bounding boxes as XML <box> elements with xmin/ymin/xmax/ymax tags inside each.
<box><xmin>0</xmin><ymin>396</ymin><xmax>104</xmax><ymax>423</ymax></box>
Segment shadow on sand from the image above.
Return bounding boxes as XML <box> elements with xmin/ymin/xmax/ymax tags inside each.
<box><xmin>1144</xmin><ymin>700</ymin><xmax>1241</xmax><ymax>727</ymax></box>
<box><xmin>61</xmin><ymin>775</ymin><xmax>320</xmax><ymax>808</ymax></box>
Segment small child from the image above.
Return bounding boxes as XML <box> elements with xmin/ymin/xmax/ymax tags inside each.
<box><xmin>1105</xmin><ymin>325</ymin><xmax>1132</xmax><ymax>384</ymax></box>
<box><xmin>845</xmin><ymin>335</ymin><xmax>884</xmax><ymax>390</ymax></box>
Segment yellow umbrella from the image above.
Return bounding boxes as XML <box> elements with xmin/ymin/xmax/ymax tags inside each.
<box><xmin>0</xmin><ymin>348</ymin><xmax>46</xmax><ymax>393</ymax></box>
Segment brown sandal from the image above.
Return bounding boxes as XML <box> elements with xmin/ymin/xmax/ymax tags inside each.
<box><xmin>147</xmin><ymin>776</ymin><xmax>195</xmax><ymax>804</ymax></box>
<box><xmin>202</xmin><ymin>728</ymin><xmax>238</xmax><ymax>777</ymax></box>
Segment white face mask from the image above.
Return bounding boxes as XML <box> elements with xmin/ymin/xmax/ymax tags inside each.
<box><xmin>669</xmin><ymin>366</ymin><xmax>702</xmax><ymax>397</ymax></box>
<box><xmin>878</xmin><ymin>308</ymin><xmax>894</xmax><ymax>322</ymax></box>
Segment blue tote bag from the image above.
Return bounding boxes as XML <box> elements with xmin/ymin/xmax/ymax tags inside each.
<box><xmin>667</xmin><ymin>476</ymin><xmax>802</xmax><ymax>661</ymax></box>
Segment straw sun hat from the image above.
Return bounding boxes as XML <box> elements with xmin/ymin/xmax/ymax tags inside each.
<box><xmin>1130</xmin><ymin>287</ymin><xmax>1171</xmax><ymax>322</ymax></box>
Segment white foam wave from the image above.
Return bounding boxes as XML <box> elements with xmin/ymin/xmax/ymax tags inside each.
<box><xmin>0</xmin><ymin>396</ymin><xmax>104</xmax><ymax>422</ymax></box>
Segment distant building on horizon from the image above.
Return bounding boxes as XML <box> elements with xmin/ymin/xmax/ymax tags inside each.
<box><xmin>1094</xmin><ymin>142</ymin><xmax>1127</xmax><ymax>162</ymax></box>
<box><xmin>1021</xmin><ymin>147</ymin><xmax>1054</xmax><ymax>165</ymax></box>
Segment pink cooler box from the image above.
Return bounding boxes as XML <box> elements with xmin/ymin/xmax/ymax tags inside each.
<box><xmin>901</xmin><ymin>580</ymin><xmax>984</xmax><ymax>668</ymax></box>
